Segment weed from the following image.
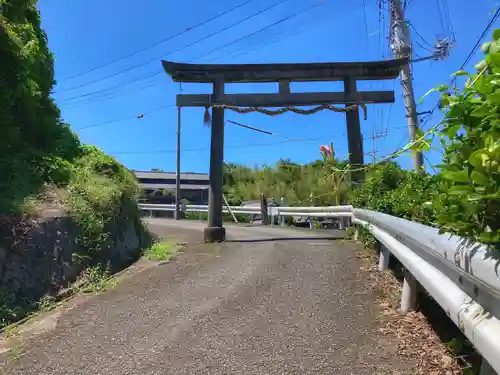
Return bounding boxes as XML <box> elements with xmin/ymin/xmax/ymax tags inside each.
<box><xmin>3</xmin><ymin>324</ymin><xmax>21</xmax><ymax>340</ymax></box>
<box><xmin>7</xmin><ymin>343</ymin><xmax>26</xmax><ymax>362</ymax></box>
<box><xmin>146</xmin><ymin>241</ymin><xmax>179</xmax><ymax>262</ymax></box>
<box><xmin>36</xmin><ymin>295</ymin><xmax>56</xmax><ymax>313</ymax></box>
<box><xmin>0</xmin><ymin>295</ymin><xmax>21</xmax><ymax>330</ymax></box>
<box><xmin>75</xmin><ymin>264</ymin><xmax>118</xmax><ymax>294</ymax></box>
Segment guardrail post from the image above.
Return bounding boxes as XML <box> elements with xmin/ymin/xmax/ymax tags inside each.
<box><xmin>260</xmin><ymin>194</ymin><xmax>270</xmax><ymax>226</ymax></box>
<box><xmin>344</xmin><ymin>216</ymin><xmax>351</xmax><ymax>229</ymax></box>
<box><xmin>353</xmin><ymin>226</ymin><xmax>359</xmax><ymax>241</ymax></box>
<box><xmin>480</xmin><ymin>359</ymin><xmax>496</xmax><ymax>375</ymax></box>
<box><xmin>280</xmin><ymin>197</ymin><xmax>286</xmax><ymax>227</ymax></box>
<box><xmin>309</xmin><ymin>218</ymin><xmax>314</xmax><ymax>229</ymax></box>
<box><xmin>150</xmin><ymin>210</ymin><xmax>153</xmax><ymax>218</ymax></box>
<box><xmin>400</xmin><ymin>271</ymin><xmax>418</xmax><ymax>314</ymax></box>
<box><xmin>378</xmin><ymin>244</ymin><xmax>390</xmax><ymax>271</ymax></box>
<box><xmin>249</xmin><ymin>214</ymin><xmax>254</xmax><ymax>224</ymax></box>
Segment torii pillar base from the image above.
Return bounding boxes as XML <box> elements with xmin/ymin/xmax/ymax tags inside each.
<box><xmin>204</xmin><ymin>227</ymin><xmax>226</xmax><ymax>243</ymax></box>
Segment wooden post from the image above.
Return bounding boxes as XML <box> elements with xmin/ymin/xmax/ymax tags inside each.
<box><xmin>344</xmin><ymin>77</ymin><xmax>364</xmax><ymax>183</ymax></box>
<box><xmin>204</xmin><ymin>80</ymin><xmax>226</xmax><ymax>242</ymax></box>
<box><xmin>260</xmin><ymin>194</ymin><xmax>269</xmax><ymax>226</ymax></box>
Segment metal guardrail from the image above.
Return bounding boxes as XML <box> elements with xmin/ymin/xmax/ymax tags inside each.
<box><xmin>139</xmin><ymin>202</ymin><xmax>500</xmax><ymax>373</ymax></box>
<box><xmin>138</xmin><ymin>203</ymin><xmax>353</xmax><ymax>216</ymax></box>
<box><xmin>353</xmin><ymin>210</ymin><xmax>500</xmax><ymax>375</ymax></box>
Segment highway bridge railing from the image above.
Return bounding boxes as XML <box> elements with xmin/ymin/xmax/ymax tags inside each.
<box><xmin>139</xmin><ymin>202</ymin><xmax>500</xmax><ymax>374</ymax></box>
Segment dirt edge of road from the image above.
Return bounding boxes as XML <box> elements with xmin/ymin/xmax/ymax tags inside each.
<box><xmin>0</xmin><ymin>256</ymin><xmax>165</xmax><ymax>357</ymax></box>
<box><xmin>347</xmin><ymin>239</ymin><xmax>465</xmax><ymax>375</ymax></box>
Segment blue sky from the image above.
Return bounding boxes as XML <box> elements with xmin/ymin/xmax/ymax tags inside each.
<box><xmin>38</xmin><ymin>0</ymin><xmax>499</xmax><ymax>173</ymax></box>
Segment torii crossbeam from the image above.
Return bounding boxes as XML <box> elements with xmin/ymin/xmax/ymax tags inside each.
<box><xmin>162</xmin><ymin>58</ymin><xmax>406</xmax><ymax>242</ymax></box>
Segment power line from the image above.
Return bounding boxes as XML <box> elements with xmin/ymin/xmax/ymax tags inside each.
<box><xmin>413</xmin><ymin>38</ymin><xmax>435</xmax><ymax>54</ymax></box>
<box><xmin>58</xmin><ymin>0</ymin><xmax>257</xmax><ymax>82</ymax></box>
<box><xmin>58</xmin><ymin>70</ymin><xmax>161</xmax><ymax>103</ymax></box>
<box><xmin>420</xmin><ymin>6</ymin><xmax>500</xmax><ymax>129</ymax></box>
<box><xmin>458</xmin><ymin>7</ymin><xmax>500</xmax><ymax>72</ymax></box>
<box><xmin>187</xmin><ymin>1</ymin><xmax>325</xmax><ymax>63</ymax></box>
<box><xmin>110</xmin><ymin>134</ymin><xmax>343</xmax><ymax>155</ymax></box>
<box><xmin>63</xmin><ymin>77</ymin><xmax>160</xmax><ymax>109</ymax></box>
<box><xmin>211</xmin><ymin>0</ymin><xmax>367</xmax><ymax>63</ymax></box>
<box><xmin>56</xmin><ymin>0</ymin><xmax>291</xmax><ymax>94</ymax></box>
<box><xmin>58</xmin><ymin>0</ymin><xmax>329</xmax><ymax>105</ymax></box>
<box><xmin>410</xmin><ymin>23</ymin><xmax>434</xmax><ymax>48</ymax></box>
<box><xmin>440</xmin><ymin>0</ymin><xmax>456</xmax><ymax>41</ymax></box>
<box><xmin>362</xmin><ymin>0</ymin><xmax>370</xmax><ymax>51</ymax></box>
<box><xmin>76</xmin><ymin>104</ymin><xmax>176</xmax><ymax>131</ymax></box>
<box><xmin>208</xmin><ymin>4</ymin><xmax>324</xmax><ymax>63</ymax></box>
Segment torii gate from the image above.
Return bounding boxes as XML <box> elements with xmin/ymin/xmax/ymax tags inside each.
<box><xmin>162</xmin><ymin>58</ymin><xmax>406</xmax><ymax>242</ymax></box>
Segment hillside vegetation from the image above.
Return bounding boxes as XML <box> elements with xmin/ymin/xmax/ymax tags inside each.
<box><xmin>0</xmin><ymin>0</ymin><xmax>146</xmax><ymax>327</ymax></box>
<box><xmin>0</xmin><ymin>0</ymin><xmax>141</xmax><ymax>247</ymax></box>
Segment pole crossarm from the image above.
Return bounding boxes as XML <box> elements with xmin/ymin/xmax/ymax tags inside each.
<box><xmin>162</xmin><ymin>58</ymin><xmax>408</xmax><ymax>83</ymax></box>
<box><xmin>176</xmin><ymin>91</ymin><xmax>395</xmax><ymax>108</ymax></box>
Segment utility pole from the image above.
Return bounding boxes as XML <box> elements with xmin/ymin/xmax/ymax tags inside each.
<box><xmin>175</xmin><ymin>106</ymin><xmax>181</xmax><ymax>220</ymax></box>
<box><xmin>389</xmin><ymin>0</ymin><xmax>424</xmax><ymax>174</ymax></box>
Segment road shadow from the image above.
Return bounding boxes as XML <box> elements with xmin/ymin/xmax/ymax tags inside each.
<box><xmin>226</xmin><ymin>236</ymin><xmax>343</xmax><ymax>243</ymax></box>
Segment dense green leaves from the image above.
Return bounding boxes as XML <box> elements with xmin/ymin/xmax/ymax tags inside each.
<box><xmin>431</xmin><ymin>30</ymin><xmax>500</xmax><ymax>252</ymax></box>
<box><xmin>0</xmin><ymin>1</ymin><xmax>142</xmax><ymax>253</ymax></box>
<box><xmin>222</xmin><ymin>158</ymin><xmax>350</xmax><ymax>207</ymax></box>
<box><xmin>0</xmin><ymin>0</ymin><xmax>82</xmax><ymax>211</ymax></box>
<box><xmin>348</xmin><ymin>162</ymin><xmax>437</xmax><ymax>225</ymax></box>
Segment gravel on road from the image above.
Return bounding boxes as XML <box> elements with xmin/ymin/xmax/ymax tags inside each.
<box><xmin>2</xmin><ymin>220</ymin><xmax>412</xmax><ymax>374</ymax></box>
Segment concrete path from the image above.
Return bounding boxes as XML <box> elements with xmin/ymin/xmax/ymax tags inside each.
<box><xmin>2</xmin><ymin>220</ymin><xmax>410</xmax><ymax>374</ymax></box>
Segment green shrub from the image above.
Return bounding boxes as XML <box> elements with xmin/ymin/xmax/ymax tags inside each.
<box><xmin>64</xmin><ymin>147</ymin><xmax>140</xmax><ymax>257</ymax></box>
<box><xmin>428</xmin><ymin>30</ymin><xmax>500</xmax><ymax>253</ymax></box>
<box><xmin>349</xmin><ymin>162</ymin><xmax>437</xmax><ymax>225</ymax></box>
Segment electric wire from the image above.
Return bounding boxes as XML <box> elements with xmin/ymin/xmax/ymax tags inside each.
<box><xmin>58</xmin><ymin>0</ymin><xmax>257</xmax><ymax>82</ymax></box>
<box><xmin>58</xmin><ymin>0</ymin><xmax>329</xmax><ymax>104</ymax></box>
<box><xmin>186</xmin><ymin>1</ymin><xmax>326</xmax><ymax>63</ymax></box>
<box><xmin>76</xmin><ymin>104</ymin><xmax>176</xmax><ymax>131</ymax></box>
<box><xmin>56</xmin><ymin>0</ymin><xmax>292</xmax><ymax>94</ymax></box>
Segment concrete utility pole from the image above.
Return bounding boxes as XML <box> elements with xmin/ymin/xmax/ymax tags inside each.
<box><xmin>175</xmin><ymin>106</ymin><xmax>181</xmax><ymax>220</ymax></box>
<box><xmin>390</xmin><ymin>0</ymin><xmax>424</xmax><ymax>173</ymax></box>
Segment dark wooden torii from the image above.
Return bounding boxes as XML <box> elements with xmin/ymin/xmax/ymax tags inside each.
<box><xmin>162</xmin><ymin>58</ymin><xmax>406</xmax><ymax>242</ymax></box>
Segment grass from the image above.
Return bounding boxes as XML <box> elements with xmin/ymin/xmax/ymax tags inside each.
<box><xmin>75</xmin><ymin>264</ymin><xmax>118</xmax><ymax>294</ymax></box>
<box><xmin>146</xmin><ymin>241</ymin><xmax>179</xmax><ymax>262</ymax></box>
<box><xmin>7</xmin><ymin>343</ymin><xmax>26</xmax><ymax>362</ymax></box>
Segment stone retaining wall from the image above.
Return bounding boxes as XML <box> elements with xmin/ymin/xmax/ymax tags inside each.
<box><xmin>0</xmin><ymin>213</ymin><xmax>146</xmax><ymax>307</ymax></box>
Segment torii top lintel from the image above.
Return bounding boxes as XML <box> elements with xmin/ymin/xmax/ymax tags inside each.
<box><xmin>161</xmin><ymin>58</ymin><xmax>407</xmax><ymax>84</ymax></box>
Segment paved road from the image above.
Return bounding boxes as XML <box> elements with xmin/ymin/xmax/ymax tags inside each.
<box><xmin>2</xmin><ymin>220</ymin><xmax>410</xmax><ymax>374</ymax></box>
